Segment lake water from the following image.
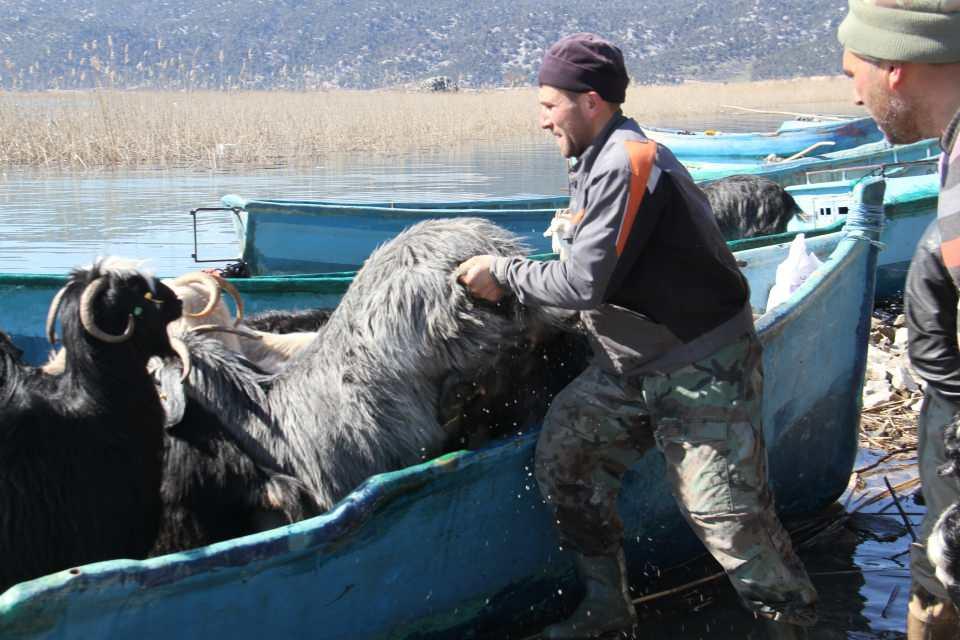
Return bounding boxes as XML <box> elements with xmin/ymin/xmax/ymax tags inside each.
<box><xmin>0</xmin><ymin>124</ymin><xmax>920</xmax><ymax>638</ymax></box>
<box><xmin>0</xmin><ymin>142</ymin><xmax>572</xmax><ymax>275</ymax></box>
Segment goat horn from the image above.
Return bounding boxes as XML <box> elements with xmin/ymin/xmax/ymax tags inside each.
<box><xmin>80</xmin><ymin>277</ymin><xmax>135</xmax><ymax>343</ymax></box>
<box><xmin>170</xmin><ymin>273</ymin><xmax>222</xmax><ymax>319</ymax></box>
<box><xmin>45</xmin><ymin>286</ymin><xmax>69</xmax><ymax>345</ymax></box>
<box><xmin>209</xmin><ymin>273</ymin><xmax>245</xmax><ymax>326</ymax></box>
<box><xmin>168</xmin><ymin>336</ymin><xmax>191</xmax><ymax>383</ymax></box>
<box><xmin>189</xmin><ymin>324</ymin><xmax>263</xmax><ymax>341</ymax></box>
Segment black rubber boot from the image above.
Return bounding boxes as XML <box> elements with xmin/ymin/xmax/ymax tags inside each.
<box><xmin>542</xmin><ymin>549</ymin><xmax>637</xmax><ymax>639</ymax></box>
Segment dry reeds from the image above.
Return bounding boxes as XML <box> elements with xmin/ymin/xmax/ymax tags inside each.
<box><xmin>0</xmin><ymin>76</ymin><xmax>865</xmax><ymax>169</ymax></box>
<box><xmin>860</xmin><ymin>395</ymin><xmax>921</xmax><ymax>454</ymax></box>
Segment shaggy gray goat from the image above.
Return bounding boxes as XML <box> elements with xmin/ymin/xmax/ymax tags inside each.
<box><xmin>159</xmin><ymin>217</ymin><xmax>574</xmax><ymax>512</ymax></box>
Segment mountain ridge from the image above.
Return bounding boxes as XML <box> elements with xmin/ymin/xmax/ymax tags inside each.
<box><xmin>0</xmin><ymin>0</ymin><xmax>849</xmax><ymax>90</ymax></box>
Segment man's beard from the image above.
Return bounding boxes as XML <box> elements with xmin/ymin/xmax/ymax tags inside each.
<box><xmin>873</xmin><ymin>90</ymin><xmax>924</xmax><ymax>145</ymax></box>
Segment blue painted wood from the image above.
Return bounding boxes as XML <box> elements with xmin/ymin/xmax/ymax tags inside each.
<box><xmin>785</xmin><ymin>173</ymin><xmax>938</xmax><ymax>298</ymax></box>
<box><xmin>224</xmin><ymin>199</ymin><xmax>564</xmax><ymax>274</ymax></box>
<box><xmin>641</xmin><ymin>116</ymin><xmax>883</xmax><ymax>161</ymax></box>
<box><xmin>0</xmin><ymin>180</ymin><xmax>885</xmax><ymax>640</ymax></box>
<box><xmin>687</xmin><ymin>137</ymin><xmax>939</xmax><ymax>184</ymax></box>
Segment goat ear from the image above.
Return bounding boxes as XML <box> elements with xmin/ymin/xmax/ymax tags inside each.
<box><xmin>151</xmin><ymin>357</ymin><xmax>187</xmax><ymax>428</ymax></box>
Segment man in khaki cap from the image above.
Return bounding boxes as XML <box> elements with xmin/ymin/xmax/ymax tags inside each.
<box><xmin>839</xmin><ymin>1</ymin><xmax>960</xmax><ymax>638</ymax></box>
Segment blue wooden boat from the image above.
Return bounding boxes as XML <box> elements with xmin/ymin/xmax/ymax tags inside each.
<box><xmin>213</xmin><ymin>170</ymin><xmax>936</xmax><ymax>298</ymax></box>
<box><xmin>686</xmin><ymin>137</ymin><xmax>940</xmax><ymax>184</ymax></box>
<box><xmin>0</xmin><ymin>179</ymin><xmax>886</xmax><ymax>639</ymax></box>
<box><xmin>785</xmin><ymin>172</ymin><xmax>938</xmax><ymax>297</ymax></box>
<box><xmin>215</xmin><ymin>195</ymin><xmax>568</xmax><ymax>274</ymax></box>
<box><xmin>212</xmin><ymin>137</ymin><xmax>937</xmax><ymax>276</ymax></box>
<box><xmin>641</xmin><ymin>116</ymin><xmax>883</xmax><ymax>162</ymax></box>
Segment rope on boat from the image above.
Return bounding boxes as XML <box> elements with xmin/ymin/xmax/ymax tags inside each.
<box><xmin>844</xmin><ymin>201</ymin><xmax>885</xmax><ymax>249</ymax></box>
<box><xmin>844</xmin><ymin>176</ymin><xmax>886</xmax><ymax>249</ymax></box>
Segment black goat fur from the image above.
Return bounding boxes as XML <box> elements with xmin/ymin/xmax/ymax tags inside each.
<box><xmin>151</xmin><ymin>332</ymin><xmax>322</xmax><ymax>555</ymax></box>
<box><xmin>930</xmin><ymin>418</ymin><xmax>960</xmax><ymax>608</ymax></box>
<box><xmin>702</xmin><ymin>174</ymin><xmax>805</xmax><ymax>240</ymax></box>
<box><xmin>243</xmin><ymin>308</ymin><xmax>333</xmax><ymax>334</ymax></box>
<box><xmin>0</xmin><ymin>261</ymin><xmax>181</xmax><ymax>592</ymax></box>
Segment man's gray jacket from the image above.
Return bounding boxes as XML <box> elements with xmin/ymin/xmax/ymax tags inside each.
<box><xmin>492</xmin><ymin>113</ymin><xmax>754</xmax><ymax>375</ymax></box>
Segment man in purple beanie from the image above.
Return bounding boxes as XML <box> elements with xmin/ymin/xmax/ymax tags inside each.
<box><xmin>458</xmin><ymin>33</ymin><xmax>817</xmax><ymax>638</ymax></box>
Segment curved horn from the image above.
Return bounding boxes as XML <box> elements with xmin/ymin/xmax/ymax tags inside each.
<box><xmin>79</xmin><ymin>277</ymin><xmax>135</xmax><ymax>343</ymax></box>
<box><xmin>210</xmin><ymin>273</ymin><xmax>245</xmax><ymax>326</ymax></box>
<box><xmin>169</xmin><ymin>336</ymin><xmax>192</xmax><ymax>383</ymax></box>
<box><xmin>45</xmin><ymin>286</ymin><xmax>69</xmax><ymax>345</ymax></box>
<box><xmin>170</xmin><ymin>273</ymin><xmax>222</xmax><ymax>318</ymax></box>
<box><xmin>189</xmin><ymin>324</ymin><xmax>263</xmax><ymax>341</ymax></box>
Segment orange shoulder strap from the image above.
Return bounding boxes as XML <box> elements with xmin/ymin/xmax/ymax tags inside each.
<box><xmin>615</xmin><ymin>140</ymin><xmax>657</xmax><ymax>256</ymax></box>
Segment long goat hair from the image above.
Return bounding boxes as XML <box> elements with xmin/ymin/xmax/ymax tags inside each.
<box><xmin>0</xmin><ymin>259</ymin><xmax>184</xmax><ymax>592</ymax></box>
<box><xmin>262</xmin><ymin>217</ymin><xmax>547</xmax><ymax>508</ymax></box>
<box><xmin>158</xmin><ymin>217</ymin><xmax>585</xmax><ymax>525</ymax></box>
<box><xmin>702</xmin><ymin>174</ymin><xmax>806</xmax><ymax>240</ymax></box>
<box><xmin>928</xmin><ymin>418</ymin><xmax>960</xmax><ymax>607</ymax></box>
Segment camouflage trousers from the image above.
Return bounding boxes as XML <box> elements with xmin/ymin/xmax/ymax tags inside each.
<box><xmin>534</xmin><ymin>333</ymin><xmax>817</xmax><ymax>616</ymax></box>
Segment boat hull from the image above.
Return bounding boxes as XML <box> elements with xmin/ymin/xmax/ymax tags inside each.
<box><xmin>785</xmin><ymin>172</ymin><xmax>938</xmax><ymax>298</ymax></box>
<box><xmin>687</xmin><ymin>138</ymin><xmax>939</xmax><ymax>184</ymax></box>
<box><xmin>642</xmin><ymin>116</ymin><xmax>883</xmax><ymax>161</ymax></box>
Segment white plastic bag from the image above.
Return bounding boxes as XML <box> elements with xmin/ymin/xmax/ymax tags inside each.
<box><xmin>765</xmin><ymin>234</ymin><xmax>822</xmax><ymax>311</ymax></box>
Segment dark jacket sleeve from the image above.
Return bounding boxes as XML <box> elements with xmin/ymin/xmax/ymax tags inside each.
<box><xmin>905</xmin><ymin>220</ymin><xmax>960</xmax><ymax>402</ymax></box>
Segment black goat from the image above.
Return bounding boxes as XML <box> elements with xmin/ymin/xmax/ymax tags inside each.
<box><xmin>150</xmin><ymin>333</ymin><xmax>322</xmax><ymax>556</ymax></box>
<box><xmin>928</xmin><ymin>421</ymin><xmax>960</xmax><ymax>607</ymax></box>
<box><xmin>702</xmin><ymin>174</ymin><xmax>805</xmax><ymax>240</ymax></box>
<box><xmin>243</xmin><ymin>308</ymin><xmax>334</xmax><ymax>334</ymax></box>
<box><xmin>0</xmin><ymin>260</ymin><xmax>185</xmax><ymax>593</ymax></box>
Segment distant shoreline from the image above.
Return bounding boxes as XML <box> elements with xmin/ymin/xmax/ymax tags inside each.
<box><xmin>0</xmin><ymin>76</ymin><xmax>866</xmax><ymax>169</ymax></box>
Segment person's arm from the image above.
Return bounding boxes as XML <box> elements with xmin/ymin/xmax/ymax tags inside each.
<box><xmin>906</xmin><ymin>224</ymin><xmax>960</xmax><ymax>402</ymax></box>
<box><xmin>489</xmin><ymin>161</ymin><xmax>666</xmax><ymax>309</ymax></box>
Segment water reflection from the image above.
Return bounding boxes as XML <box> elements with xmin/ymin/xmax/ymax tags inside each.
<box><xmin>0</xmin><ymin>142</ymin><xmax>571</xmax><ymax>275</ymax></box>
<box><xmin>489</xmin><ymin>449</ymin><xmax>916</xmax><ymax>640</ymax></box>
<box><xmin>619</xmin><ymin>511</ymin><xmax>903</xmax><ymax>639</ymax></box>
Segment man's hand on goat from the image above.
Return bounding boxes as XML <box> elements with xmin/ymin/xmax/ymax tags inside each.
<box><xmin>456</xmin><ymin>255</ymin><xmax>505</xmax><ymax>303</ymax></box>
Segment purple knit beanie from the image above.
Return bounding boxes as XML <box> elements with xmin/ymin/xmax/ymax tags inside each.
<box><xmin>537</xmin><ymin>33</ymin><xmax>630</xmax><ymax>103</ymax></box>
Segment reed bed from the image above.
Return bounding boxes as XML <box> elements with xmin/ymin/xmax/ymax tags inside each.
<box><xmin>0</xmin><ymin>76</ymin><xmax>864</xmax><ymax>169</ymax></box>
